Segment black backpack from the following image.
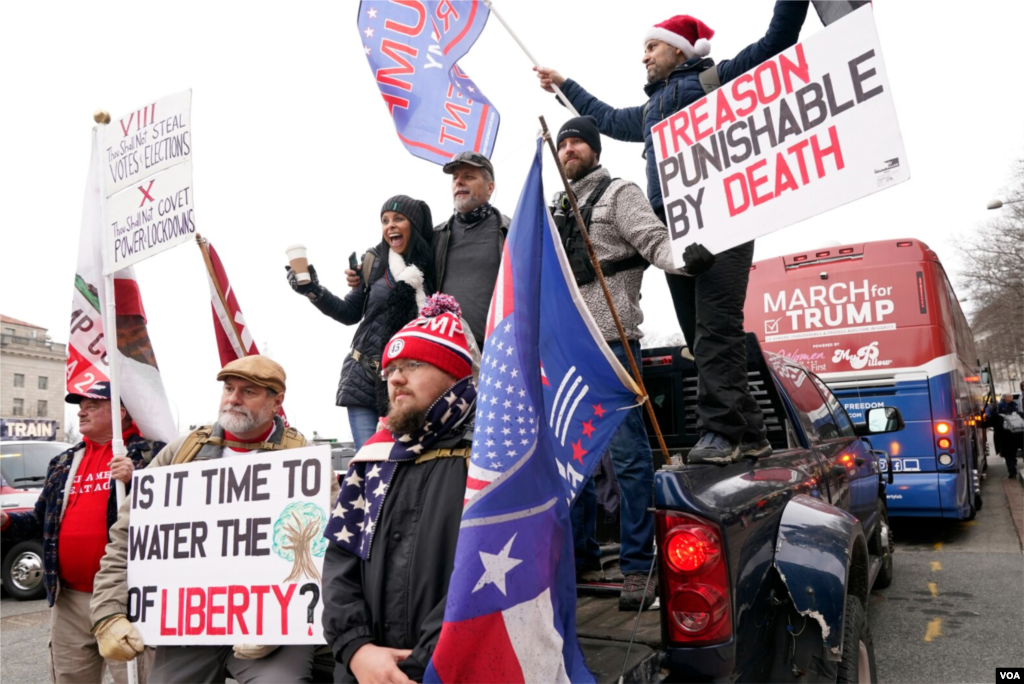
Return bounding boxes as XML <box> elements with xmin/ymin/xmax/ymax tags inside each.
<box><xmin>551</xmin><ymin>177</ymin><xmax>648</xmax><ymax>287</ymax></box>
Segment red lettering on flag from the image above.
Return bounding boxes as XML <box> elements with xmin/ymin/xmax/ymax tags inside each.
<box><xmin>384</xmin><ymin>0</ymin><xmax>426</xmax><ymax>36</ymax></box>
<box><xmin>377</xmin><ymin>40</ymin><xmax>418</xmax><ymax>92</ymax></box>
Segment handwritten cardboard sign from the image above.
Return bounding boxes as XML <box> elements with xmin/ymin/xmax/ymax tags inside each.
<box><xmin>127</xmin><ymin>446</ymin><xmax>332</xmax><ymax>645</ymax></box>
<box><xmin>101</xmin><ymin>90</ymin><xmax>195</xmax><ymax>274</ymax></box>
<box><xmin>653</xmin><ymin>7</ymin><xmax>909</xmax><ymax>262</ymax></box>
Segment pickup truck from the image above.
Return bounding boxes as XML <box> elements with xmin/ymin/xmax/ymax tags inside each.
<box><xmin>576</xmin><ymin>337</ymin><xmax>901</xmax><ymax>683</ymax></box>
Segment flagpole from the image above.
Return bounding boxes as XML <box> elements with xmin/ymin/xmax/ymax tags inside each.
<box><xmin>196</xmin><ymin>234</ymin><xmax>249</xmax><ymax>357</ymax></box>
<box><xmin>94</xmin><ymin>109</ymin><xmax>140</xmax><ymax>684</ymax></box>
<box><xmin>483</xmin><ymin>0</ymin><xmax>580</xmax><ymax>117</ymax></box>
<box><xmin>538</xmin><ymin>116</ymin><xmax>671</xmax><ymax>466</ymax></box>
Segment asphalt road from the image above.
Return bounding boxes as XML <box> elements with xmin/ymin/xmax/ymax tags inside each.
<box><xmin>3</xmin><ymin>461</ymin><xmax>1022</xmax><ymax>683</ymax></box>
<box><xmin>868</xmin><ymin>455</ymin><xmax>1024</xmax><ymax>683</ymax></box>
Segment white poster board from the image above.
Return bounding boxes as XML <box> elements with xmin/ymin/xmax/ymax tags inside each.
<box><xmin>126</xmin><ymin>445</ymin><xmax>332</xmax><ymax>645</ymax></box>
<box><xmin>102</xmin><ymin>89</ymin><xmax>195</xmax><ymax>274</ymax></box>
<box><xmin>653</xmin><ymin>6</ymin><xmax>909</xmax><ymax>263</ymax></box>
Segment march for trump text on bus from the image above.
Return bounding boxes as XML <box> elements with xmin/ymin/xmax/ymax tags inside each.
<box><xmin>654</xmin><ymin>6</ymin><xmax>909</xmax><ymax>265</ymax></box>
<box><xmin>103</xmin><ymin>89</ymin><xmax>195</xmax><ymax>274</ymax></box>
<box><xmin>126</xmin><ymin>446</ymin><xmax>332</xmax><ymax>645</ymax></box>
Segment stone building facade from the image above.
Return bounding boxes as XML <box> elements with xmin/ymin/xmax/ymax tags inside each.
<box><xmin>1</xmin><ymin>315</ymin><xmax>66</xmax><ymax>441</ymax></box>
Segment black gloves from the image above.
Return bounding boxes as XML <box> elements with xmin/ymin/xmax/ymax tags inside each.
<box><xmin>683</xmin><ymin>243</ymin><xmax>715</xmax><ymax>276</ymax></box>
<box><xmin>285</xmin><ymin>264</ymin><xmax>324</xmax><ymax>301</ymax></box>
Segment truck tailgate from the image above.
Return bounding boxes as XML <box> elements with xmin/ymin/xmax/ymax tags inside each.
<box><xmin>577</xmin><ymin>595</ymin><xmax>663</xmax><ymax>682</ymax></box>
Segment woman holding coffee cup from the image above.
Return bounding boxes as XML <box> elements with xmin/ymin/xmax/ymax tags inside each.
<box><xmin>286</xmin><ymin>195</ymin><xmax>435</xmax><ymax>448</ymax></box>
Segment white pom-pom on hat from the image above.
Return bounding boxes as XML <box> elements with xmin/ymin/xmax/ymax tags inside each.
<box><xmin>644</xmin><ymin>15</ymin><xmax>715</xmax><ymax>60</ymax></box>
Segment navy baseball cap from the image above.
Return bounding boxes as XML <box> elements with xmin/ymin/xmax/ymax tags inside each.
<box><xmin>66</xmin><ymin>382</ymin><xmax>112</xmax><ymax>404</ymax></box>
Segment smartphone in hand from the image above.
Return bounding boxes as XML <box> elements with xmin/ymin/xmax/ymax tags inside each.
<box><xmin>349</xmin><ymin>252</ymin><xmax>360</xmax><ymax>276</ymax></box>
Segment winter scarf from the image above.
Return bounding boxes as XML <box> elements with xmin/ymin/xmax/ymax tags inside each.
<box><xmin>325</xmin><ymin>375</ymin><xmax>476</xmax><ymax>559</ymax></box>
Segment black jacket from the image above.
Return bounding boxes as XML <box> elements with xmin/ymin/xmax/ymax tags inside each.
<box><xmin>559</xmin><ymin>0</ymin><xmax>809</xmax><ymax>212</ymax></box>
<box><xmin>322</xmin><ymin>423</ymin><xmax>473</xmax><ymax>682</ymax></box>
<box><xmin>312</xmin><ymin>245</ymin><xmax>431</xmax><ymax>414</ymax></box>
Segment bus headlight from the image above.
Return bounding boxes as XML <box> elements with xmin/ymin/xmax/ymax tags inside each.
<box><xmin>938</xmin><ymin>454</ymin><xmax>953</xmax><ymax>466</ymax></box>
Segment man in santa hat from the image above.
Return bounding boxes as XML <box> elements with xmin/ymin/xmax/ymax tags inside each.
<box><xmin>535</xmin><ymin>1</ymin><xmax>810</xmax><ymax>464</ymax></box>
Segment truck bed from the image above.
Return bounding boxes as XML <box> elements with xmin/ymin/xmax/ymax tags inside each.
<box><xmin>577</xmin><ymin>595</ymin><xmax>663</xmax><ymax>683</ymax></box>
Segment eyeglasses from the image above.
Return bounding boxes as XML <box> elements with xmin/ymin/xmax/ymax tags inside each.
<box><xmin>380</xmin><ymin>360</ymin><xmax>430</xmax><ymax>382</ymax></box>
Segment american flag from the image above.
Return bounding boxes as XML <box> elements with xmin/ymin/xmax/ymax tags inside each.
<box><xmin>426</xmin><ymin>140</ymin><xmax>640</xmax><ymax>683</ymax></box>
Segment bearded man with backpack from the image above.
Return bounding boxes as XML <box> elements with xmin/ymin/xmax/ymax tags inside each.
<box><xmin>88</xmin><ymin>356</ymin><xmax>341</xmax><ymax>683</ymax></box>
<box><xmin>553</xmin><ymin>116</ymin><xmax>682</xmax><ymax>611</ymax></box>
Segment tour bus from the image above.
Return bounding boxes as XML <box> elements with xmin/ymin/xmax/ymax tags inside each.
<box><xmin>744</xmin><ymin>239</ymin><xmax>987</xmax><ymax>519</ymax></box>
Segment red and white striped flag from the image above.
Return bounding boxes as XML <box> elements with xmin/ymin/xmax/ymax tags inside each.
<box><xmin>204</xmin><ymin>239</ymin><xmax>259</xmax><ymax>364</ymax></box>
<box><xmin>202</xmin><ymin>238</ymin><xmax>288</xmax><ymax>423</ymax></box>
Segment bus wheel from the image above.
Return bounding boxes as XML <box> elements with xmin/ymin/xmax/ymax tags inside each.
<box><xmin>836</xmin><ymin>595</ymin><xmax>878</xmax><ymax>684</ymax></box>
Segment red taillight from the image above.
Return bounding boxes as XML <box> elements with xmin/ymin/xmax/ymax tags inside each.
<box><xmin>935</xmin><ymin>422</ymin><xmax>951</xmax><ymax>435</ymax></box>
<box><xmin>657</xmin><ymin>512</ymin><xmax>731</xmax><ymax>646</ymax></box>
<box><xmin>938</xmin><ymin>437</ymin><xmax>951</xmax><ymax>449</ymax></box>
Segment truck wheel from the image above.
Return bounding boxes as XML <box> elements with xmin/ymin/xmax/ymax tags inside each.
<box><xmin>872</xmin><ymin>503</ymin><xmax>894</xmax><ymax>590</ymax></box>
<box><xmin>837</xmin><ymin>595</ymin><xmax>877</xmax><ymax>684</ymax></box>
<box><xmin>2</xmin><ymin>540</ymin><xmax>46</xmax><ymax>601</ymax></box>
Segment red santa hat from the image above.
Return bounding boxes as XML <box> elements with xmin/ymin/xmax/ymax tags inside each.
<box><xmin>382</xmin><ymin>294</ymin><xmax>474</xmax><ymax>380</ymax></box>
<box><xmin>644</xmin><ymin>15</ymin><xmax>715</xmax><ymax>60</ymax></box>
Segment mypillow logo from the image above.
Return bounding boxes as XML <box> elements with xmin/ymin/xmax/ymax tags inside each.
<box><xmin>874</xmin><ymin>157</ymin><xmax>900</xmax><ymax>173</ymax></box>
<box><xmin>997</xmin><ymin>668</ymin><xmax>1023</xmax><ymax>681</ymax></box>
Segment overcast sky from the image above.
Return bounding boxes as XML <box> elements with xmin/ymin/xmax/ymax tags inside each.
<box><xmin>2</xmin><ymin>0</ymin><xmax>1022</xmax><ymax>441</ymax></box>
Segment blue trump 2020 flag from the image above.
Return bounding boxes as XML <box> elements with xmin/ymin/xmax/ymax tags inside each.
<box><xmin>357</xmin><ymin>1</ymin><xmax>500</xmax><ymax>165</ymax></box>
<box><xmin>425</xmin><ymin>140</ymin><xmax>640</xmax><ymax>683</ymax></box>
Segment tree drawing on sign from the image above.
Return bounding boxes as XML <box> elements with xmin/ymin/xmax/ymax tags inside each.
<box><xmin>272</xmin><ymin>502</ymin><xmax>328</xmax><ymax>584</ymax></box>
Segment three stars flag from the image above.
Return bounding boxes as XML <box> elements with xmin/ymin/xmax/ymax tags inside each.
<box><xmin>67</xmin><ymin>132</ymin><xmax>177</xmax><ymax>444</ymax></box>
<box><xmin>357</xmin><ymin>0</ymin><xmax>500</xmax><ymax>165</ymax></box>
<box><xmin>426</xmin><ymin>140</ymin><xmax>640</xmax><ymax>683</ymax></box>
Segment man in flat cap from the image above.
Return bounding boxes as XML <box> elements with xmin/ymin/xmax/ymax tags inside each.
<box><xmin>89</xmin><ymin>356</ymin><xmax>339</xmax><ymax>683</ymax></box>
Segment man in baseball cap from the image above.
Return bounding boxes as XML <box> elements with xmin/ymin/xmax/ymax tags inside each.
<box><xmin>89</xmin><ymin>356</ymin><xmax>339</xmax><ymax>684</ymax></box>
<box><xmin>322</xmin><ymin>294</ymin><xmax>477</xmax><ymax>683</ymax></box>
<box><xmin>2</xmin><ymin>381</ymin><xmax>163</xmax><ymax>683</ymax></box>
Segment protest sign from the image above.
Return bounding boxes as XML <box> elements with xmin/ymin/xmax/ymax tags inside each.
<box><xmin>127</xmin><ymin>445</ymin><xmax>332</xmax><ymax>645</ymax></box>
<box><xmin>653</xmin><ymin>7</ymin><xmax>909</xmax><ymax>264</ymax></box>
<box><xmin>101</xmin><ymin>89</ymin><xmax>195</xmax><ymax>274</ymax></box>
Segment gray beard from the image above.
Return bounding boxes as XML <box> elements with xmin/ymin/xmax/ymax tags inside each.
<box><xmin>453</xmin><ymin>194</ymin><xmax>483</xmax><ymax>213</ymax></box>
<box><xmin>219</xmin><ymin>405</ymin><xmax>273</xmax><ymax>435</ymax></box>
<box><xmin>387</xmin><ymin>404</ymin><xmax>428</xmax><ymax>436</ymax></box>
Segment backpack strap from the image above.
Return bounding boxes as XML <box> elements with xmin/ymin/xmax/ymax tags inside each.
<box><xmin>414</xmin><ymin>446</ymin><xmax>472</xmax><ymax>465</ymax></box>
<box><xmin>698</xmin><ymin>64</ymin><xmax>722</xmax><ymax>95</ymax></box>
<box><xmin>361</xmin><ymin>251</ymin><xmax>377</xmax><ymax>292</ymax></box>
<box><xmin>172</xmin><ymin>426</ymin><xmax>214</xmax><ymax>465</ymax></box>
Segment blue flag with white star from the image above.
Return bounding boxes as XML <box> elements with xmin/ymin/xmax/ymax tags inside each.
<box><xmin>357</xmin><ymin>0</ymin><xmax>500</xmax><ymax>165</ymax></box>
<box><xmin>425</xmin><ymin>141</ymin><xmax>640</xmax><ymax>682</ymax></box>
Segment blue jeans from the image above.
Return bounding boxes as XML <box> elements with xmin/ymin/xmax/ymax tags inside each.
<box><xmin>347</xmin><ymin>405</ymin><xmax>380</xmax><ymax>450</ymax></box>
<box><xmin>570</xmin><ymin>340</ymin><xmax>654</xmax><ymax>576</ymax></box>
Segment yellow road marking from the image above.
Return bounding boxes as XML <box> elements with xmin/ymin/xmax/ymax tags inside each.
<box><xmin>933</xmin><ymin>542</ymin><xmax>943</xmax><ymax>551</ymax></box>
<box><xmin>930</xmin><ymin>561</ymin><xmax>943</xmax><ymax>572</ymax></box>
<box><xmin>928</xmin><ymin>582</ymin><xmax>939</xmax><ymax>597</ymax></box>
<box><xmin>924</xmin><ymin>618</ymin><xmax>943</xmax><ymax>642</ymax></box>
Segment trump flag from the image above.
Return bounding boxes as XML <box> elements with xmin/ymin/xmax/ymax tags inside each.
<box><xmin>357</xmin><ymin>0</ymin><xmax>500</xmax><ymax>165</ymax></box>
<box><xmin>426</xmin><ymin>141</ymin><xmax>640</xmax><ymax>683</ymax></box>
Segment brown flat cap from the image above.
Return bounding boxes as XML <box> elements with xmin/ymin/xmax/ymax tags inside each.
<box><xmin>217</xmin><ymin>356</ymin><xmax>287</xmax><ymax>394</ymax></box>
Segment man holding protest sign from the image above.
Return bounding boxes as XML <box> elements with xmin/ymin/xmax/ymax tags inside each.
<box><xmin>1</xmin><ymin>383</ymin><xmax>162</xmax><ymax>684</ymax></box>
<box><xmin>89</xmin><ymin>356</ymin><xmax>338</xmax><ymax>683</ymax></box>
<box><xmin>322</xmin><ymin>295</ymin><xmax>477</xmax><ymax>684</ymax></box>
<box><xmin>552</xmin><ymin>116</ymin><xmax>685</xmax><ymax>608</ymax></box>
<box><xmin>535</xmin><ymin>1</ymin><xmax>810</xmax><ymax>463</ymax></box>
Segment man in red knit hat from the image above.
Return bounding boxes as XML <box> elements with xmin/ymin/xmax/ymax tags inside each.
<box><xmin>535</xmin><ymin>2</ymin><xmax>810</xmax><ymax>464</ymax></box>
<box><xmin>322</xmin><ymin>294</ymin><xmax>478</xmax><ymax>684</ymax></box>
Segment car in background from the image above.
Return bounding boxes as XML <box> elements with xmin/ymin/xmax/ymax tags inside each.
<box><xmin>1</xmin><ymin>440</ymin><xmax>74</xmax><ymax>600</ymax></box>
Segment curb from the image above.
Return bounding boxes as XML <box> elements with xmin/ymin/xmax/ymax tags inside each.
<box><xmin>1003</xmin><ymin>475</ymin><xmax>1024</xmax><ymax>552</ymax></box>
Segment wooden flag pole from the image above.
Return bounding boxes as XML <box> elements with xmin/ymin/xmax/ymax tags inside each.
<box><xmin>539</xmin><ymin>116</ymin><xmax>671</xmax><ymax>466</ymax></box>
<box><xmin>196</xmin><ymin>233</ymin><xmax>249</xmax><ymax>358</ymax></box>
<box><xmin>483</xmin><ymin>0</ymin><xmax>580</xmax><ymax>117</ymax></box>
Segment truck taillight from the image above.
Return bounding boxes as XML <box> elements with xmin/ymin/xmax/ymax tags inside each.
<box><xmin>657</xmin><ymin>512</ymin><xmax>731</xmax><ymax>646</ymax></box>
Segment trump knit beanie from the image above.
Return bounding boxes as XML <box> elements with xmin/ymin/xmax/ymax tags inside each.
<box><xmin>557</xmin><ymin>116</ymin><xmax>603</xmax><ymax>157</ymax></box>
<box><xmin>382</xmin><ymin>294</ymin><xmax>473</xmax><ymax>380</ymax></box>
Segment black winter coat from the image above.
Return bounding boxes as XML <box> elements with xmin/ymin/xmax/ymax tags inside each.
<box><xmin>321</xmin><ymin>425</ymin><xmax>472</xmax><ymax>682</ymax></box>
<box><xmin>559</xmin><ymin>0</ymin><xmax>809</xmax><ymax>213</ymax></box>
<box><xmin>312</xmin><ymin>245</ymin><xmax>429</xmax><ymax>415</ymax></box>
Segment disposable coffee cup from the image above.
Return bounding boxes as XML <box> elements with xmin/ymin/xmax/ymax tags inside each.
<box><xmin>285</xmin><ymin>244</ymin><xmax>311</xmax><ymax>283</ymax></box>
